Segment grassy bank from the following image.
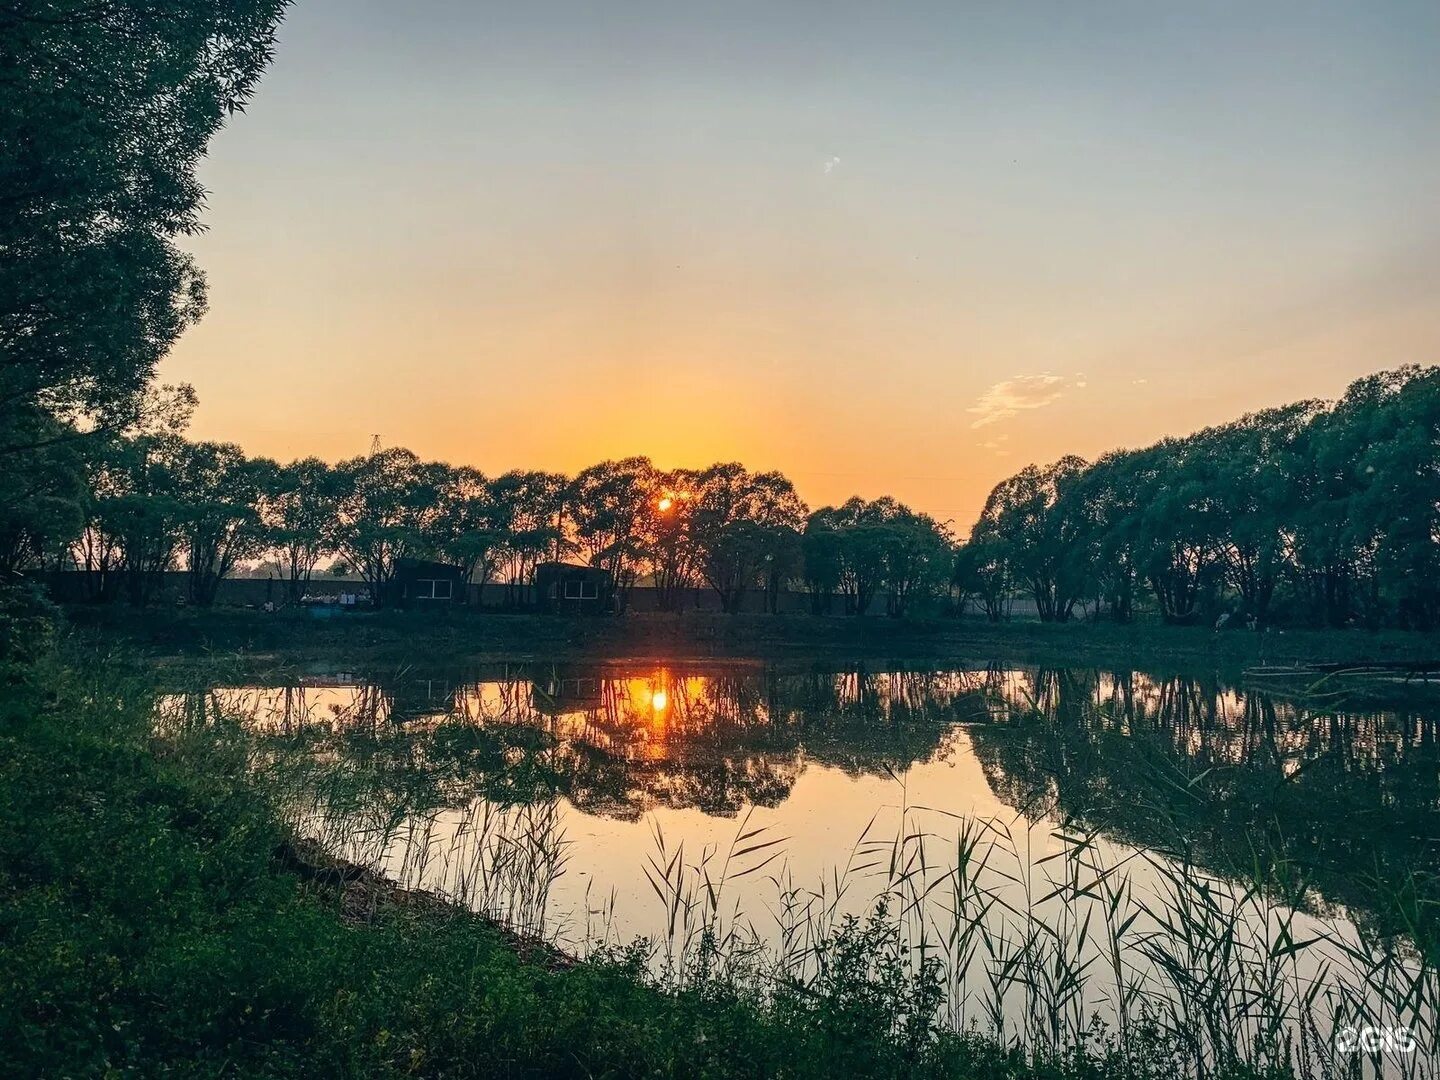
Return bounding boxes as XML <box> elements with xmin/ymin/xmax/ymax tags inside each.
<box><xmin>7</xmin><ymin>635</ymin><xmax>1296</xmax><ymax>1080</ymax></box>
<box><xmin>63</xmin><ymin>602</ymin><xmax>1440</xmax><ymax>672</ymax></box>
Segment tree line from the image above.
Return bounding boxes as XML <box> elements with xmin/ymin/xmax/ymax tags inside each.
<box><xmin>4</xmin><ymin>363</ymin><xmax>1437</xmax><ymax>627</ymax></box>
<box><xmin>0</xmin><ymin>390</ymin><xmax>957</xmax><ymax>613</ymax></box>
<box><xmin>2</xmin><ymin>6</ymin><xmax>1435</xmax><ymax>628</ymax></box>
<box><xmin>957</xmin><ymin>364</ymin><xmax>1440</xmax><ymax>630</ymax></box>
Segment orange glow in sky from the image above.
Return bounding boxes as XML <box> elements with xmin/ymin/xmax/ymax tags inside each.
<box><xmin>159</xmin><ymin>1</ymin><xmax>1440</xmax><ymax>532</ymax></box>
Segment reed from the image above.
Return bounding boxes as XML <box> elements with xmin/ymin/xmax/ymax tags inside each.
<box><xmin>182</xmin><ymin>670</ymin><xmax>1439</xmax><ymax>1079</ymax></box>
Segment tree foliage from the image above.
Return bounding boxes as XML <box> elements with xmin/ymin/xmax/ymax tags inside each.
<box><xmin>1</xmin><ymin>0</ymin><xmax>289</xmax><ymax>444</ymax></box>
<box><xmin>962</xmin><ymin>365</ymin><xmax>1440</xmax><ymax>629</ymax></box>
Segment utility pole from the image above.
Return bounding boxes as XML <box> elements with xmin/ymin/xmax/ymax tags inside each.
<box><xmin>369</xmin><ymin>434</ymin><xmax>381</xmax><ymax>456</ymax></box>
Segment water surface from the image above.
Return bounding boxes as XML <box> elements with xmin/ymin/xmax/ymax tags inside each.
<box><xmin>157</xmin><ymin>657</ymin><xmax>1439</xmax><ymax>1073</ymax></box>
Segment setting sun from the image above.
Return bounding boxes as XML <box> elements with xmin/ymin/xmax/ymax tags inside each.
<box><xmin>657</xmin><ymin>496</ymin><xmax>673</xmax><ymax>513</ymax></box>
<box><xmin>650</xmin><ymin>689</ymin><xmax>668</xmax><ymax>712</ymax></box>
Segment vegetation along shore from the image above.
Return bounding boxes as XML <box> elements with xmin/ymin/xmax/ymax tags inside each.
<box><xmin>4</xmin><ymin>2</ymin><xmax>1438</xmax><ymax>1079</ymax></box>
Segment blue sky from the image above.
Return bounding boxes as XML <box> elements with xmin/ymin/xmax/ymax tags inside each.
<box><xmin>164</xmin><ymin>0</ymin><xmax>1440</xmax><ymax>527</ymax></box>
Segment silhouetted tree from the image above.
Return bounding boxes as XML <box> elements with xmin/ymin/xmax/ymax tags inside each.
<box><xmin>973</xmin><ymin>457</ymin><xmax>1090</xmax><ymax>622</ymax></box>
<box><xmin>331</xmin><ymin>449</ymin><xmax>441</xmax><ymax>608</ymax></box>
<box><xmin>173</xmin><ymin>441</ymin><xmax>268</xmax><ymax>606</ymax></box>
<box><xmin>1</xmin><ymin>1</ymin><xmax>288</xmax><ymax>451</ymax></box>
<box><xmin>568</xmin><ymin>457</ymin><xmax>661</xmax><ymax>610</ymax></box>
<box><xmin>259</xmin><ymin>457</ymin><xmax>339</xmax><ymax>604</ymax></box>
<box><xmin>689</xmin><ymin>464</ymin><xmax>807</xmax><ymax>613</ymax></box>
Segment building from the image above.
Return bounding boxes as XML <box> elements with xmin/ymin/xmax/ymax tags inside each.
<box><xmin>533</xmin><ymin>562</ymin><xmax>613</xmax><ymax>615</ymax></box>
<box><xmin>392</xmin><ymin>558</ymin><xmax>466</xmax><ymax>607</ymax></box>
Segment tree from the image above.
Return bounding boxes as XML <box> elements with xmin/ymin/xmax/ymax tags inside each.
<box><xmin>1</xmin><ymin>1</ymin><xmax>288</xmax><ymax>453</ymax></box>
<box><xmin>76</xmin><ymin>385</ymin><xmax>198</xmax><ymax>606</ymax></box>
<box><xmin>172</xmin><ymin>441</ymin><xmax>268</xmax><ymax>606</ymax></box>
<box><xmin>1204</xmin><ymin>403</ymin><xmax>1319</xmax><ymax>628</ymax></box>
<box><xmin>430</xmin><ymin>466</ymin><xmax>507</xmax><ymax>601</ymax></box>
<box><xmin>688</xmin><ymin>464</ymin><xmax>807</xmax><ymax>613</ymax></box>
<box><xmin>0</xmin><ymin>413</ymin><xmax>87</xmax><ymax>581</ymax></box>
<box><xmin>259</xmin><ymin>457</ymin><xmax>339</xmax><ymax>604</ymax></box>
<box><xmin>647</xmin><ymin>470</ymin><xmax>701</xmax><ymax>612</ymax></box>
<box><xmin>1066</xmin><ymin>451</ymin><xmax>1141</xmax><ymax>624</ymax></box>
<box><xmin>806</xmin><ymin>497</ymin><xmax>948</xmax><ymax>617</ymax></box>
<box><xmin>746</xmin><ymin>471</ymin><xmax>809</xmax><ymax>614</ymax></box>
<box><xmin>866</xmin><ymin>500</ymin><xmax>954</xmax><ymax>617</ymax></box>
<box><xmin>1357</xmin><ymin>367</ymin><xmax>1440</xmax><ymax>628</ymax></box>
<box><xmin>1127</xmin><ymin>440</ymin><xmax>1221</xmax><ymax>624</ymax></box>
<box><xmin>808</xmin><ymin>499</ymin><xmax>888</xmax><ymax>616</ymax></box>
<box><xmin>952</xmin><ymin>537</ymin><xmax>1011</xmax><ymax>622</ymax></box>
<box><xmin>489</xmin><ymin>470</ymin><xmax>571</xmax><ymax>606</ymax></box>
<box><xmin>1313</xmin><ymin>366</ymin><xmax>1440</xmax><ymax>628</ymax></box>
<box><xmin>801</xmin><ymin>517</ymin><xmax>845</xmax><ymax>615</ymax></box>
<box><xmin>972</xmin><ymin>458</ymin><xmax>1091</xmax><ymax>623</ymax></box>
<box><xmin>92</xmin><ymin>435</ymin><xmax>188</xmax><ymax>607</ymax></box>
<box><xmin>331</xmin><ymin>449</ymin><xmax>440</xmax><ymax>608</ymax></box>
<box><xmin>759</xmin><ymin>523</ymin><xmax>804</xmax><ymax>614</ymax></box>
<box><xmin>568</xmin><ymin>457</ymin><xmax>661</xmax><ymax>611</ymax></box>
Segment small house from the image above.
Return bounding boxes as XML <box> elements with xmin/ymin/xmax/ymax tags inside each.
<box><xmin>393</xmin><ymin>558</ymin><xmax>466</xmax><ymax>607</ymax></box>
<box><xmin>534</xmin><ymin>562</ymin><xmax>612</xmax><ymax>615</ymax></box>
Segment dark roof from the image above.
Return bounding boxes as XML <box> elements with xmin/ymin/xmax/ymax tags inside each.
<box><xmin>535</xmin><ymin>561</ymin><xmax>610</xmax><ymax>576</ymax></box>
<box><xmin>394</xmin><ymin>557</ymin><xmax>465</xmax><ymax>576</ymax></box>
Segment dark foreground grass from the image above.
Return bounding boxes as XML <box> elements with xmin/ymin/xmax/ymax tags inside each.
<box><xmin>0</xmin><ymin>602</ymin><xmax>1308</xmax><ymax>1079</ymax></box>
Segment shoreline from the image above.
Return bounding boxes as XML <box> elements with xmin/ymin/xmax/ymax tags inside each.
<box><xmin>67</xmin><ymin>604</ymin><xmax>1440</xmax><ymax>673</ymax></box>
<box><xmin>0</xmin><ymin>640</ymin><xmax>1166</xmax><ymax>1079</ymax></box>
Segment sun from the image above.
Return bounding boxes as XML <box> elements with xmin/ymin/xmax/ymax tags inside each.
<box><xmin>657</xmin><ymin>496</ymin><xmax>674</xmax><ymax>512</ymax></box>
<box><xmin>650</xmin><ymin>689</ymin><xmax>669</xmax><ymax>712</ymax></box>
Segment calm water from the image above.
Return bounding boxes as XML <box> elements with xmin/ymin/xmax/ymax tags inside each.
<box><xmin>156</xmin><ymin>658</ymin><xmax>1439</xmax><ymax>1073</ymax></box>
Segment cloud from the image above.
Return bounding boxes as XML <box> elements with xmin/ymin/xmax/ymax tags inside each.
<box><xmin>968</xmin><ymin>373</ymin><xmax>1076</xmax><ymax>429</ymax></box>
<box><xmin>823</xmin><ymin>156</ymin><xmax>841</xmax><ymax>174</ymax></box>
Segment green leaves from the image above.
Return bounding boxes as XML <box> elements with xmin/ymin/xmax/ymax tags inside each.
<box><xmin>1</xmin><ymin>0</ymin><xmax>289</xmax><ymax>440</ymax></box>
<box><xmin>964</xmin><ymin>366</ymin><xmax>1440</xmax><ymax>630</ymax></box>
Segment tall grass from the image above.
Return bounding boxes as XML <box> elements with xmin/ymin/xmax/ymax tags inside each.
<box><xmin>625</xmin><ymin>799</ymin><xmax>1437</xmax><ymax>1079</ymax></box>
<box><xmin>264</xmin><ymin>748</ymin><xmax>1436</xmax><ymax>1078</ymax></box>
<box><xmin>164</xmin><ymin>677</ymin><xmax>1439</xmax><ymax>1079</ymax></box>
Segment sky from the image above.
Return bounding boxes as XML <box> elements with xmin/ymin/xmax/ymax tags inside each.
<box><xmin>161</xmin><ymin>0</ymin><xmax>1440</xmax><ymax>530</ymax></box>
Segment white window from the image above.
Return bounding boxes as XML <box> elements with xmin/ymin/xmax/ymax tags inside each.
<box><xmin>416</xmin><ymin>578</ymin><xmax>453</xmax><ymax>600</ymax></box>
<box><xmin>563</xmin><ymin>580</ymin><xmax>600</xmax><ymax>600</ymax></box>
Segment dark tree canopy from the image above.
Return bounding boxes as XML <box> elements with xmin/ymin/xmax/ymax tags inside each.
<box><xmin>960</xmin><ymin>365</ymin><xmax>1440</xmax><ymax>629</ymax></box>
<box><xmin>1</xmin><ymin>0</ymin><xmax>289</xmax><ymax>444</ymax></box>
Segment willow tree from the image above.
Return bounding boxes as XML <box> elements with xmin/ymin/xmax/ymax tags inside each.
<box><xmin>568</xmin><ymin>457</ymin><xmax>662</xmax><ymax>610</ymax></box>
<box><xmin>259</xmin><ymin>458</ymin><xmax>340</xmax><ymax>604</ymax></box>
<box><xmin>972</xmin><ymin>456</ymin><xmax>1091</xmax><ymax>622</ymax></box>
<box><xmin>1</xmin><ymin>0</ymin><xmax>289</xmax><ymax>447</ymax></box>
<box><xmin>331</xmin><ymin>449</ymin><xmax>442</xmax><ymax>608</ymax></box>
<box><xmin>688</xmin><ymin>464</ymin><xmax>807</xmax><ymax>614</ymax></box>
<box><xmin>173</xmin><ymin>441</ymin><xmax>268</xmax><ymax>607</ymax></box>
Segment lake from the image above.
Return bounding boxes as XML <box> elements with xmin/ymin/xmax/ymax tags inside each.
<box><xmin>156</xmin><ymin>657</ymin><xmax>1439</xmax><ymax>1075</ymax></box>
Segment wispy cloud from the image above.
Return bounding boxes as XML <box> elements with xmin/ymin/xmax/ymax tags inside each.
<box><xmin>980</xmin><ymin>434</ymin><xmax>1011</xmax><ymax>456</ymax></box>
<box><xmin>968</xmin><ymin>372</ymin><xmax>1079</xmax><ymax>429</ymax></box>
<box><xmin>823</xmin><ymin>155</ymin><xmax>841</xmax><ymax>174</ymax></box>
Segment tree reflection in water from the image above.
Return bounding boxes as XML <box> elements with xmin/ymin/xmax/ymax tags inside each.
<box><xmin>157</xmin><ymin>659</ymin><xmax>1439</xmax><ymax>953</ymax></box>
